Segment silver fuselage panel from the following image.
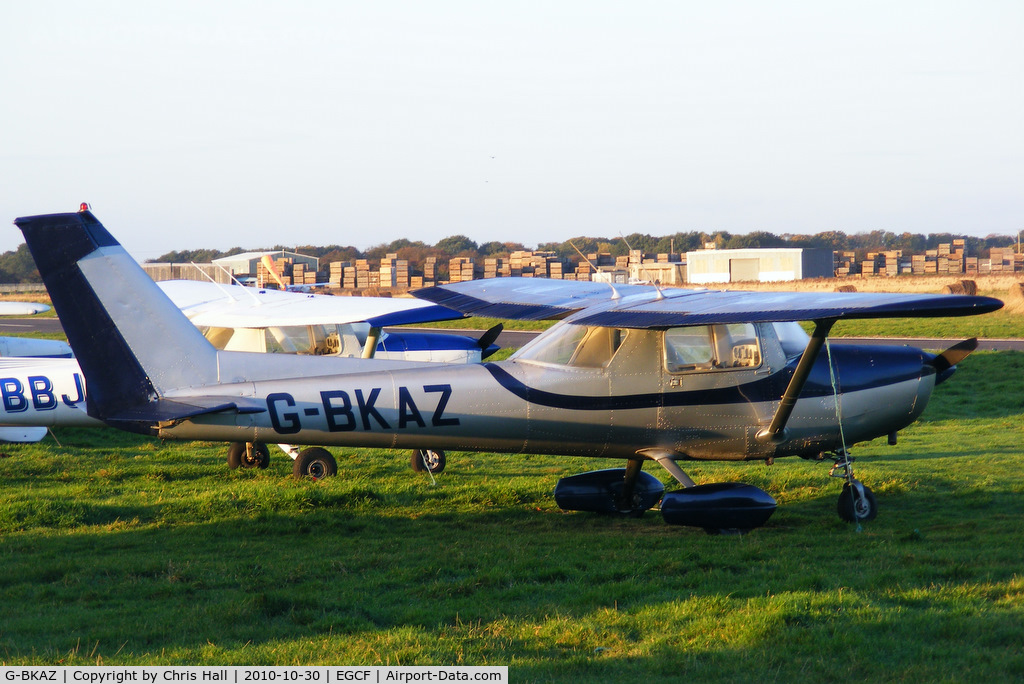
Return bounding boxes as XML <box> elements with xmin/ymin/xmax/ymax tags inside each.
<box><xmin>158</xmin><ymin>322</ymin><xmax>935</xmax><ymax>462</ymax></box>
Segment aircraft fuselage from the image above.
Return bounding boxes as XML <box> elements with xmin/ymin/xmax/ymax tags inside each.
<box><xmin>154</xmin><ymin>324</ymin><xmax>936</xmax><ymax>463</ymax></box>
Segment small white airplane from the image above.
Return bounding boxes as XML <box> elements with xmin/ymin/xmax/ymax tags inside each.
<box><xmin>0</xmin><ymin>300</ymin><xmax>72</xmax><ymax>441</ymax></box>
<box><xmin>0</xmin><ymin>301</ymin><xmax>50</xmax><ymax>316</ymax></box>
<box><xmin>14</xmin><ymin>209</ymin><xmax>1003</xmax><ymax>532</ymax></box>
<box><xmin>159</xmin><ymin>279</ymin><xmax>499</xmax><ymax>364</ymax></box>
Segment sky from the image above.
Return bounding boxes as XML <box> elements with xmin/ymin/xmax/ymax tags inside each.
<box><xmin>2</xmin><ymin>1</ymin><xmax>1022</xmax><ymax>261</ymax></box>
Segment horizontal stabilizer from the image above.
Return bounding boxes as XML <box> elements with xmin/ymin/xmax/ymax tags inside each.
<box><xmin>104</xmin><ymin>395</ymin><xmax>267</xmax><ymax>426</ymax></box>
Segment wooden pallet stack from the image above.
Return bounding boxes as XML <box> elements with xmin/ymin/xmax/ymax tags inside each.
<box><xmin>449</xmin><ymin>257</ymin><xmax>475</xmax><ymax>282</ymax></box>
<box><xmin>328</xmin><ymin>261</ymin><xmax>350</xmax><ymax>288</ymax></box>
<box><xmin>423</xmin><ymin>257</ymin><xmax>437</xmax><ymax>285</ymax></box>
<box><xmin>835</xmin><ymin>251</ymin><xmax>858</xmax><ymax>276</ymax></box>
<box><xmin>379</xmin><ymin>253</ymin><xmax>410</xmax><ymax>289</ymax></box>
<box><xmin>484</xmin><ymin>257</ymin><xmax>511</xmax><ymax>279</ymax></box>
<box><xmin>355</xmin><ymin>259</ymin><xmax>376</xmax><ymax>289</ymax></box>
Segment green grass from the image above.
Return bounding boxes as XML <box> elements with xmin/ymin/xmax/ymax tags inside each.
<box><xmin>1</xmin><ymin>353</ymin><xmax>1023</xmax><ymax>679</ymax></box>
<box><xmin>830</xmin><ymin>309</ymin><xmax>1024</xmax><ymax>339</ymax></box>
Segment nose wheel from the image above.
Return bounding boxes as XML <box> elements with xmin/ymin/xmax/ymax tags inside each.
<box><xmin>829</xmin><ymin>450</ymin><xmax>877</xmax><ymax>523</ymax></box>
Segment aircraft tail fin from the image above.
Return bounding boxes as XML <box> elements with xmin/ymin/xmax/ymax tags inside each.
<box><xmin>13</xmin><ymin>210</ymin><xmax>220</xmax><ymax>425</ymax></box>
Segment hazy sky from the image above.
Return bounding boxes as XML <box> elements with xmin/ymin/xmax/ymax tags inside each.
<box><xmin>2</xmin><ymin>1</ymin><xmax>1021</xmax><ymax>261</ymax></box>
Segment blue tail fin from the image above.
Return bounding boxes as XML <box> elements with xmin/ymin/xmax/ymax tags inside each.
<box><xmin>14</xmin><ymin>211</ymin><xmax>219</xmax><ymax>426</ymax></box>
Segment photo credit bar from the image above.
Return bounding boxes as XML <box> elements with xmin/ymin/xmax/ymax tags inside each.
<box><xmin>2</xmin><ymin>667</ymin><xmax>505</xmax><ymax>684</ymax></box>
<box><xmin>0</xmin><ymin>669</ymin><xmax>507</xmax><ymax>684</ymax></box>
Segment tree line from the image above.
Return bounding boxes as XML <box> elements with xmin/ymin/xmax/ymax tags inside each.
<box><xmin>0</xmin><ymin>229</ymin><xmax>1018</xmax><ymax>283</ymax></box>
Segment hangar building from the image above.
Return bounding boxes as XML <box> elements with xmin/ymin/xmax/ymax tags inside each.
<box><xmin>685</xmin><ymin>248</ymin><xmax>834</xmax><ymax>284</ymax></box>
<box><xmin>213</xmin><ymin>251</ymin><xmax>319</xmax><ymax>278</ymax></box>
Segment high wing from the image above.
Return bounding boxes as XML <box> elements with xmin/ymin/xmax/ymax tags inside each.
<box><xmin>159</xmin><ymin>279</ymin><xmax>464</xmax><ymax>328</ymax></box>
<box><xmin>414</xmin><ymin>279</ymin><xmax>660</xmax><ymax>321</ymax></box>
<box><xmin>414</xmin><ymin>278</ymin><xmax>1003</xmax><ymax>327</ymax></box>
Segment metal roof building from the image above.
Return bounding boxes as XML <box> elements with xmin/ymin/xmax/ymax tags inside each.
<box><xmin>212</xmin><ymin>250</ymin><xmax>319</xmax><ymax>277</ymax></box>
<box><xmin>686</xmin><ymin>248</ymin><xmax>834</xmax><ymax>284</ymax></box>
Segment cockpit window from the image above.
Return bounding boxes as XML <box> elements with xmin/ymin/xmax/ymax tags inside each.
<box><xmin>664</xmin><ymin>323</ymin><xmax>761</xmax><ymax>372</ymax></box>
<box><xmin>513</xmin><ymin>324</ymin><xmax>627</xmax><ymax>368</ymax></box>
<box><xmin>202</xmin><ymin>324</ymin><xmax>362</xmax><ymax>356</ymax></box>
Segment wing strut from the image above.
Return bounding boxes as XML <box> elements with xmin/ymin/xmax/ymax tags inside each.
<box><xmin>362</xmin><ymin>327</ymin><xmax>381</xmax><ymax>359</ymax></box>
<box><xmin>756</xmin><ymin>318</ymin><xmax>837</xmax><ymax>444</ymax></box>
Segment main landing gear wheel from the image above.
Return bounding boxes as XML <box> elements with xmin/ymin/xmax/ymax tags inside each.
<box><xmin>292</xmin><ymin>447</ymin><xmax>338</xmax><ymax>480</ymax></box>
<box><xmin>837</xmin><ymin>482</ymin><xmax>878</xmax><ymax>522</ymax></box>
<box><xmin>227</xmin><ymin>442</ymin><xmax>270</xmax><ymax>470</ymax></box>
<box><xmin>411</xmin><ymin>449</ymin><xmax>446</xmax><ymax>474</ymax></box>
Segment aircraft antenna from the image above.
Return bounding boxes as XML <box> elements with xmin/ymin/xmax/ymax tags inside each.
<box><xmin>191</xmin><ymin>261</ymin><xmax>262</xmax><ymax>305</ymax></box>
<box><xmin>619</xmin><ymin>234</ymin><xmax>665</xmax><ymax>300</ymax></box>
<box><xmin>569</xmin><ymin>240</ymin><xmax>619</xmax><ymax>299</ymax></box>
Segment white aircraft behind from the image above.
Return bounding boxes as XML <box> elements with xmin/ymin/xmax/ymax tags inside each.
<box><xmin>0</xmin><ymin>301</ymin><xmax>50</xmax><ymax>316</ymax></box>
<box><xmin>159</xmin><ymin>279</ymin><xmax>498</xmax><ymax>364</ymax></box>
<box><xmin>0</xmin><ymin>299</ymin><xmax>71</xmax><ymax>441</ymax></box>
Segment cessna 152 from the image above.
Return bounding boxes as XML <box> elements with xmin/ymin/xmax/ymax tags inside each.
<box><xmin>14</xmin><ymin>210</ymin><xmax>1003</xmax><ymax>531</ymax></box>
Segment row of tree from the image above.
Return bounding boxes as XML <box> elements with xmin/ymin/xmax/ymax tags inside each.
<box><xmin>0</xmin><ymin>230</ymin><xmax>1018</xmax><ymax>283</ymax></box>
<box><xmin>151</xmin><ymin>230</ymin><xmax>1020</xmax><ymax>271</ymax></box>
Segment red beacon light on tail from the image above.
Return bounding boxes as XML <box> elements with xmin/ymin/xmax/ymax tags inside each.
<box><xmin>79</xmin><ymin>202</ymin><xmax>91</xmax><ymax>212</ymax></box>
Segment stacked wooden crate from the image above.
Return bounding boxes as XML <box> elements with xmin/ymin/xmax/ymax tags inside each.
<box><xmin>950</xmin><ymin>239</ymin><xmax>966</xmax><ymax>274</ymax></box>
<box><xmin>423</xmin><ymin>257</ymin><xmax>437</xmax><ymax>285</ymax></box>
<box><xmin>483</xmin><ymin>257</ymin><xmax>510</xmax><ymax>279</ymax></box>
<box><xmin>862</xmin><ymin>253</ymin><xmax>881</xmax><ymax>276</ymax></box>
<box><xmin>355</xmin><ymin>259</ymin><xmax>374</xmax><ymax>289</ymax></box>
<box><xmin>449</xmin><ymin>257</ymin><xmax>475</xmax><ymax>283</ymax></box>
<box><xmin>883</xmin><ymin>251</ymin><xmax>901</xmax><ymax>276</ymax></box>
<box><xmin>989</xmin><ymin>247</ymin><xmax>1009</xmax><ymax>272</ymax></box>
<box><xmin>575</xmin><ymin>260</ymin><xmax>593</xmax><ymax>281</ymax></box>
<box><xmin>379</xmin><ymin>253</ymin><xmax>409</xmax><ymax>288</ymax></box>
<box><xmin>328</xmin><ymin>261</ymin><xmax>350</xmax><ymax>288</ymax></box>
<box><xmin>292</xmin><ymin>263</ymin><xmax>319</xmax><ymax>286</ymax></box>
<box><xmin>835</xmin><ymin>251</ymin><xmax>858</xmax><ymax>276</ymax></box>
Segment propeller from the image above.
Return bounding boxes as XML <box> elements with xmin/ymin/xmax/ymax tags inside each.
<box><xmin>477</xmin><ymin>323</ymin><xmax>504</xmax><ymax>360</ymax></box>
<box><xmin>928</xmin><ymin>337</ymin><xmax>978</xmax><ymax>384</ymax></box>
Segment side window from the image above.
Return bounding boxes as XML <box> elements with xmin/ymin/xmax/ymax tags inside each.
<box><xmin>664</xmin><ymin>326</ymin><xmax>715</xmax><ymax>371</ymax></box>
<box><xmin>665</xmin><ymin>324</ymin><xmax>761</xmax><ymax>373</ymax></box>
<box><xmin>264</xmin><ymin>326</ymin><xmax>309</xmax><ymax>354</ymax></box>
<box><xmin>720</xmin><ymin>323</ymin><xmax>761</xmax><ymax>368</ymax></box>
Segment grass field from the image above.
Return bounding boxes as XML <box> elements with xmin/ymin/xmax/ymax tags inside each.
<box><xmin>1</xmin><ymin>349</ymin><xmax>1023</xmax><ymax>680</ymax></box>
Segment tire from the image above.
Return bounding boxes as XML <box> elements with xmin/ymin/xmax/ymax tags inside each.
<box><xmin>292</xmin><ymin>447</ymin><xmax>338</xmax><ymax>480</ymax></box>
<box><xmin>227</xmin><ymin>442</ymin><xmax>270</xmax><ymax>470</ymax></box>
<box><xmin>411</xmin><ymin>448</ymin><xmax>446</xmax><ymax>474</ymax></box>
<box><xmin>837</xmin><ymin>483</ymin><xmax>878</xmax><ymax>522</ymax></box>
